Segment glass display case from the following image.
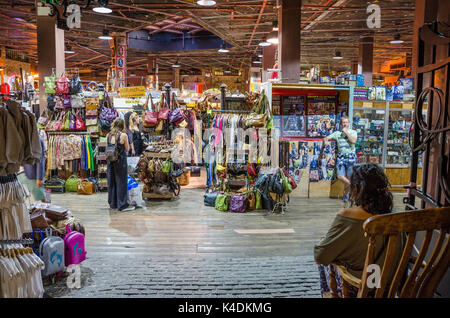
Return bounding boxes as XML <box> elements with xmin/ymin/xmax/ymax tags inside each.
<box><xmin>386</xmin><ymin>107</ymin><xmax>414</xmax><ymax>167</ymax></box>
<box><xmin>352</xmin><ymin>107</ymin><xmax>386</xmax><ymax>165</ymax></box>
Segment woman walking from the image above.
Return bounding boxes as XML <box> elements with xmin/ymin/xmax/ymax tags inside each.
<box><xmin>106</xmin><ymin>118</ymin><xmax>135</xmax><ymax>211</ymax></box>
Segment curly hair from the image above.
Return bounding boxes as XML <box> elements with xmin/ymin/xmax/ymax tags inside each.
<box><xmin>349</xmin><ymin>164</ymin><xmax>393</xmax><ymax>215</ymax></box>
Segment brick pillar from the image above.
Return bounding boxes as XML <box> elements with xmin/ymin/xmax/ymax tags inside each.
<box><xmin>37</xmin><ymin>15</ymin><xmax>65</xmax><ymax>112</ymax></box>
<box><xmin>358</xmin><ymin>35</ymin><xmax>373</xmax><ymax>87</ymax></box>
<box><xmin>278</xmin><ymin>0</ymin><xmax>301</xmax><ymax>83</ymax></box>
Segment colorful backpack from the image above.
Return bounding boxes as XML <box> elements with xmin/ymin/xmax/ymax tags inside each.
<box><xmin>64</xmin><ymin>224</ymin><xmax>86</xmax><ymax>266</ymax></box>
<box><xmin>37</xmin><ymin>228</ymin><xmax>65</xmax><ymax>276</ymax></box>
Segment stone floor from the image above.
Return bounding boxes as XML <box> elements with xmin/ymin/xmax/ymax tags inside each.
<box><xmin>44</xmin><ymin>188</ymin><xmax>408</xmax><ymax>298</ymax></box>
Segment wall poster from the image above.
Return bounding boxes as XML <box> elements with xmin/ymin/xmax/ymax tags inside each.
<box><xmin>306</xmin><ymin>95</ymin><xmax>337</xmax><ymax>137</ymax></box>
<box><xmin>281</xmin><ymin>95</ymin><xmax>306</xmax><ymax>138</ymax></box>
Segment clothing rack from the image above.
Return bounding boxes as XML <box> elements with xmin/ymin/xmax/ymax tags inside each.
<box><xmin>47</xmin><ymin>131</ymin><xmax>97</xmax><ymax>137</ymax></box>
<box><xmin>211</xmin><ymin>109</ymin><xmax>251</xmax><ymax>113</ymax></box>
<box><xmin>0</xmin><ymin>238</ymin><xmax>33</xmax><ymax>245</ymax></box>
<box><xmin>0</xmin><ymin>174</ymin><xmax>18</xmax><ymax>183</ymax></box>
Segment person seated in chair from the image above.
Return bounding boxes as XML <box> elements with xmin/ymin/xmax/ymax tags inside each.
<box><xmin>314</xmin><ymin>163</ymin><xmax>403</xmax><ymax>297</ymax></box>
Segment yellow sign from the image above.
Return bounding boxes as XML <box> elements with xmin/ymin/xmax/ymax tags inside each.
<box><xmin>119</xmin><ymin>86</ymin><xmax>146</xmax><ymax>98</ymax></box>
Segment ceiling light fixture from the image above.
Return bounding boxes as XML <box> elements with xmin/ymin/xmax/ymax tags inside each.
<box><xmin>197</xmin><ymin>0</ymin><xmax>216</xmax><ymax>6</ymax></box>
<box><xmin>390</xmin><ymin>34</ymin><xmax>404</xmax><ymax>44</ymax></box>
<box><xmin>272</xmin><ymin>21</ymin><xmax>279</xmax><ymax>31</ymax></box>
<box><xmin>172</xmin><ymin>60</ymin><xmax>181</xmax><ymax>68</ymax></box>
<box><xmin>333</xmin><ymin>51</ymin><xmax>343</xmax><ymax>60</ymax></box>
<box><xmin>258</xmin><ymin>39</ymin><xmax>271</xmax><ymax>47</ymax></box>
<box><xmin>258</xmin><ymin>54</ymin><xmax>263</xmax><ymax>58</ymax></box>
<box><xmin>64</xmin><ymin>44</ymin><xmax>75</xmax><ymax>54</ymax></box>
<box><xmin>267</xmin><ymin>30</ymin><xmax>278</xmax><ymax>44</ymax></box>
<box><xmin>98</xmin><ymin>29</ymin><xmax>113</xmax><ymax>40</ymax></box>
<box><xmin>224</xmin><ymin>69</ymin><xmax>231</xmax><ymax>74</ymax></box>
<box><xmin>93</xmin><ymin>0</ymin><xmax>112</xmax><ymax>14</ymax></box>
<box><xmin>218</xmin><ymin>43</ymin><xmax>229</xmax><ymax>53</ymax></box>
<box><xmin>253</xmin><ymin>60</ymin><xmax>262</xmax><ymax>64</ymax></box>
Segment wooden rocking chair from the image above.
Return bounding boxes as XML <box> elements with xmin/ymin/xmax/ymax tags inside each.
<box><xmin>329</xmin><ymin>207</ymin><xmax>450</xmax><ymax>298</ymax></box>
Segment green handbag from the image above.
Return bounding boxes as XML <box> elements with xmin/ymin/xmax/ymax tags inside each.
<box><xmin>281</xmin><ymin>170</ymin><xmax>292</xmax><ymax>194</ymax></box>
<box><xmin>64</xmin><ymin>111</ymin><xmax>71</xmax><ymax>131</ymax></box>
<box><xmin>162</xmin><ymin>160</ymin><xmax>171</xmax><ymax>173</ymax></box>
<box><xmin>44</xmin><ymin>74</ymin><xmax>56</xmax><ymax>94</ymax></box>
<box><xmin>255</xmin><ymin>191</ymin><xmax>262</xmax><ymax>210</ymax></box>
<box><xmin>215</xmin><ymin>193</ymin><xmax>229</xmax><ymax>211</ymax></box>
<box><xmin>65</xmin><ymin>175</ymin><xmax>82</xmax><ymax>192</ymax></box>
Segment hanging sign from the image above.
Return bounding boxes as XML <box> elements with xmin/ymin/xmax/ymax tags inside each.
<box><xmin>119</xmin><ymin>86</ymin><xmax>146</xmax><ymax>98</ymax></box>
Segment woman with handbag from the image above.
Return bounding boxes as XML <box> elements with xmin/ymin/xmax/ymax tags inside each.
<box><xmin>106</xmin><ymin>118</ymin><xmax>135</xmax><ymax>212</ymax></box>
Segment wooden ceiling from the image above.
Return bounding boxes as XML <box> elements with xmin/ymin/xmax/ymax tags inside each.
<box><xmin>0</xmin><ymin>0</ymin><xmax>415</xmax><ymax>77</ymax></box>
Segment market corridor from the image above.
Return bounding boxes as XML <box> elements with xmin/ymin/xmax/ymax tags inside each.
<box><xmin>43</xmin><ymin>189</ymin><xmax>407</xmax><ymax>298</ymax></box>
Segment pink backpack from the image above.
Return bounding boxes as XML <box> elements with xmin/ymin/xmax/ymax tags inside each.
<box><xmin>64</xmin><ymin>224</ymin><xmax>86</xmax><ymax>266</ymax></box>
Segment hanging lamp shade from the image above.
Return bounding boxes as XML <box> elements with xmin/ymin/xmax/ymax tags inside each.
<box><xmin>98</xmin><ymin>29</ymin><xmax>112</xmax><ymax>40</ymax></box>
<box><xmin>333</xmin><ymin>51</ymin><xmax>343</xmax><ymax>60</ymax></box>
<box><xmin>93</xmin><ymin>0</ymin><xmax>112</xmax><ymax>13</ymax></box>
<box><xmin>267</xmin><ymin>30</ymin><xmax>278</xmax><ymax>44</ymax></box>
<box><xmin>390</xmin><ymin>34</ymin><xmax>404</xmax><ymax>44</ymax></box>
<box><xmin>197</xmin><ymin>0</ymin><xmax>216</xmax><ymax>6</ymax></box>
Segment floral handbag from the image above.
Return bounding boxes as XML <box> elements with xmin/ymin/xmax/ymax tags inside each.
<box><xmin>75</xmin><ymin>110</ymin><xmax>86</xmax><ymax>131</ymax></box>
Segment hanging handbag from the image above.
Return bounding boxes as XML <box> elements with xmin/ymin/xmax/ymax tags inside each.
<box><xmin>75</xmin><ymin>110</ymin><xmax>86</xmax><ymax>130</ymax></box>
<box><xmin>77</xmin><ymin>180</ymin><xmax>95</xmax><ymax>195</ymax></box>
<box><xmin>87</xmin><ymin>125</ymin><xmax>100</xmax><ymax>134</ymax></box>
<box><xmin>85</xmin><ymin>99</ymin><xmax>98</xmax><ymax>110</ymax></box>
<box><xmin>282</xmin><ymin>167</ymin><xmax>297</xmax><ymax>190</ymax></box>
<box><xmin>37</xmin><ymin>108</ymin><xmax>50</xmax><ymax>127</ymax></box>
<box><xmin>70</xmin><ymin>75</ymin><xmax>82</xmax><ymax>95</ymax></box>
<box><xmin>63</xmin><ymin>111</ymin><xmax>70</xmax><ymax>131</ymax></box>
<box><xmin>47</xmin><ymin>95</ymin><xmax>56</xmax><ymax>112</ymax></box>
<box><xmin>269</xmin><ymin>171</ymin><xmax>284</xmax><ymax>195</ymax></box>
<box><xmin>86</xmin><ymin>118</ymin><xmax>98</xmax><ymax>126</ymax></box>
<box><xmin>162</xmin><ymin>160</ymin><xmax>171</xmax><ymax>173</ymax></box>
<box><xmin>71</xmin><ymin>94</ymin><xmax>85</xmax><ymax>108</ymax></box>
<box><xmin>70</xmin><ymin>111</ymin><xmax>77</xmax><ymax>130</ymax></box>
<box><xmin>54</xmin><ymin>96</ymin><xmax>64</xmax><ymax>110</ymax></box>
<box><xmin>143</xmin><ymin>111</ymin><xmax>159</xmax><ymax>127</ymax></box>
<box><xmin>229</xmin><ymin>194</ymin><xmax>246</xmax><ymax>213</ymax></box>
<box><xmin>65</xmin><ymin>175</ymin><xmax>82</xmax><ymax>192</ymax></box>
<box><xmin>157</xmin><ymin>94</ymin><xmax>170</xmax><ymax>120</ymax></box>
<box><xmin>63</xmin><ymin>95</ymin><xmax>72</xmax><ymax>108</ymax></box>
<box><xmin>44</xmin><ymin>73</ymin><xmax>57</xmax><ymax>94</ymax></box>
<box><xmin>86</xmin><ymin>109</ymin><xmax>97</xmax><ymax>118</ymax></box>
<box><xmin>100</xmin><ymin>92</ymin><xmax>118</xmax><ymax>121</ymax></box>
<box><xmin>248</xmin><ymin>163</ymin><xmax>257</xmax><ymax>178</ymax></box>
<box><xmin>169</xmin><ymin>108</ymin><xmax>183</xmax><ymax>124</ymax></box>
<box><xmin>255</xmin><ymin>191</ymin><xmax>262</xmax><ymax>210</ymax></box>
<box><xmin>55</xmin><ymin>73</ymin><xmax>70</xmax><ymax>94</ymax></box>
<box><xmin>280</xmin><ymin>169</ymin><xmax>292</xmax><ymax>194</ymax></box>
<box><xmin>215</xmin><ymin>193</ymin><xmax>229</xmax><ymax>212</ymax></box>
<box><xmin>99</xmin><ymin>117</ymin><xmax>112</xmax><ymax>131</ymax></box>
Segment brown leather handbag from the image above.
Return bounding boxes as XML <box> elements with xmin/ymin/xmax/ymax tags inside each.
<box><xmin>30</xmin><ymin>210</ymin><xmax>50</xmax><ymax>229</ymax></box>
<box><xmin>247</xmin><ymin>192</ymin><xmax>256</xmax><ymax>210</ymax></box>
<box><xmin>77</xmin><ymin>180</ymin><xmax>95</xmax><ymax>195</ymax></box>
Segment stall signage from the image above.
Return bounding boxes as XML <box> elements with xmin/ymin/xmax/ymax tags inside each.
<box><xmin>119</xmin><ymin>86</ymin><xmax>146</xmax><ymax>98</ymax></box>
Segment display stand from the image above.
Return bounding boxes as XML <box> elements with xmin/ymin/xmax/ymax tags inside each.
<box><xmin>352</xmin><ymin>99</ymin><xmax>424</xmax><ymax>190</ymax></box>
<box><xmin>141</xmin><ymin>151</ymin><xmax>175</xmax><ymax>200</ymax></box>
